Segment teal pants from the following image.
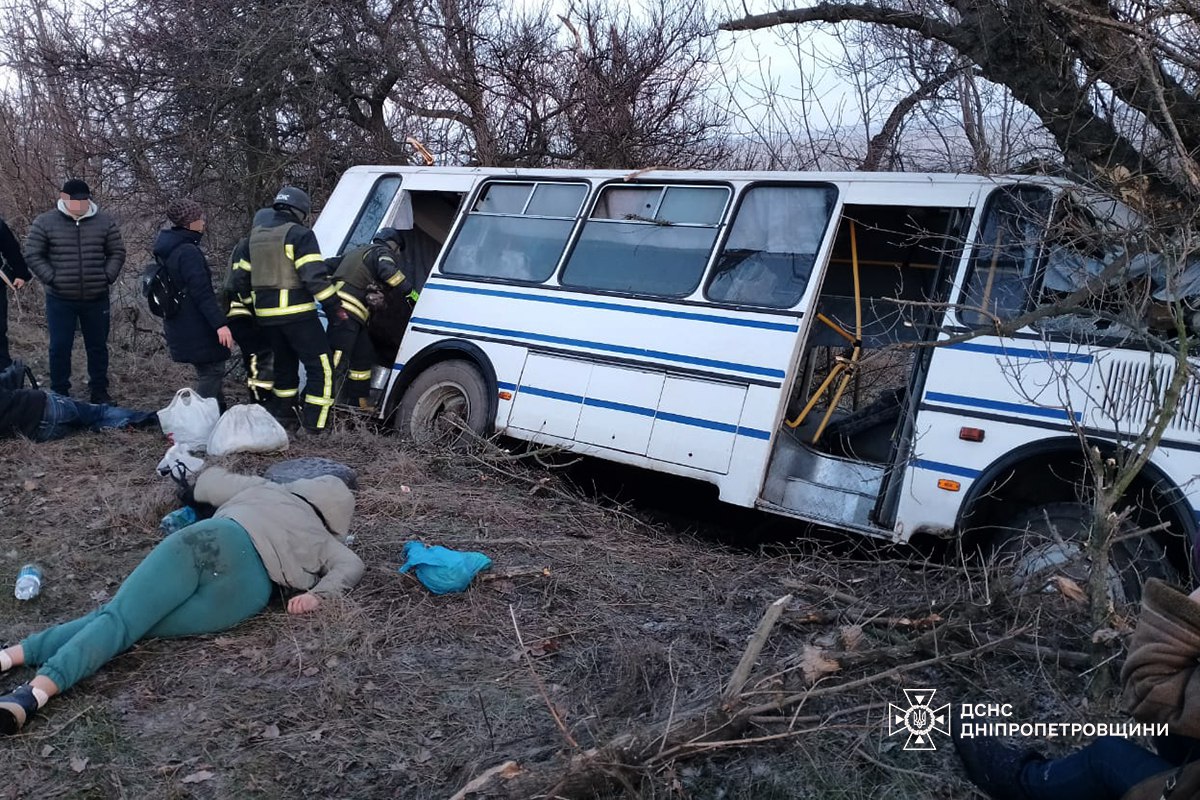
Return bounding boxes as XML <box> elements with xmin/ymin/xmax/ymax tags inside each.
<box><xmin>21</xmin><ymin>519</ymin><xmax>272</xmax><ymax>691</ymax></box>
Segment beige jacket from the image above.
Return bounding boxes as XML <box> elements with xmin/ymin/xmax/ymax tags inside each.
<box><xmin>194</xmin><ymin>467</ymin><xmax>364</xmax><ymax>598</ymax></box>
<box><xmin>1121</xmin><ymin>579</ymin><xmax>1200</xmax><ymax>800</ymax></box>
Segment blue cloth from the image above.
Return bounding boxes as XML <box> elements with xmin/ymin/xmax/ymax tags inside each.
<box><xmin>399</xmin><ymin>542</ymin><xmax>491</xmax><ymax>594</ymax></box>
<box><xmin>1020</xmin><ymin>736</ymin><xmax>1175</xmax><ymax>800</ymax></box>
<box><xmin>34</xmin><ymin>391</ymin><xmax>154</xmax><ymax>442</ymax></box>
<box><xmin>45</xmin><ymin>293</ymin><xmax>110</xmax><ymax>397</ymax></box>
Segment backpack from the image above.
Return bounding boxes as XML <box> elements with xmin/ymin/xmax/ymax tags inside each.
<box><xmin>141</xmin><ymin>255</ymin><xmax>185</xmax><ymax>319</ymax></box>
<box><xmin>0</xmin><ymin>359</ymin><xmax>38</xmax><ymax>391</ymax></box>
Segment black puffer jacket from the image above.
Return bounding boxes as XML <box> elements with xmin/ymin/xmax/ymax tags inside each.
<box><xmin>153</xmin><ymin>227</ymin><xmax>229</xmax><ymax>365</ymax></box>
<box><xmin>24</xmin><ymin>202</ymin><xmax>125</xmax><ymax>301</ymax></box>
<box><xmin>0</xmin><ymin>387</ymin><xmax>47</xmax><ymax>439</ymax></box>
<box><xmin>0</xmin><ymin>216</ymin><xmax>31</xmax><ymax>285</ymax></box>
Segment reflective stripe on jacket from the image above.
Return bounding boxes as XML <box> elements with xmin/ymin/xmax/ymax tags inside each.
<box><xmin>244</xmin><ymin>208</ymin><xmax>338</xmax><ymax>325</ymax></box>
<box><xmin>332</xmin><ymin>243</ymin><xmax>413</xmax><ymax>324</ymax></box>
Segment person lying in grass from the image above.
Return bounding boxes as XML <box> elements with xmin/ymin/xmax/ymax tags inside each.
<box><xmin>0</xmin><ymin>382</ymin><xmax>157</xmax><ymax>441</ymax></box>
<box><xmin>954</xmin><ymin>577</ymin><xmax>1200</xmax><ymax>800</ymax></box>
<box><xmin>0</xmin><ymin>466</ymin><xmax>363</xmax><ymax>733</ymax></box>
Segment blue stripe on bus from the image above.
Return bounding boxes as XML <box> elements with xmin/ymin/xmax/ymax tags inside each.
<box><xmin>944</xmin><ymin>341</ymin><xmax>1094</xmax><ymax>364</ymax></box>
<box><xmin>911</xmin><ymin>458</ymin><xmax>981</xmax><ymax>479</ymax></box>
<box><xmin>519</xmin><ymin>385</ymin><xmax>585</xmax><ymax>405</ymax></box>
<box><xmin>583</xmin><ymin>396</ymin><xmax>657</xmax><ymax>418</ymax></box>
<box><xmin>409</xmin><ymin>317</ymin><xmax>787</xmax><ymax>379</ymax></box>
<box><xmin>924</xmin><ymin>391</ymin><xmax>1083</xmax><ymax>422</ymax></box>
<box><xmin>423</xmin><ymin>281</ymin><xmax>801</xmax><ymax>332</ymax></box>
<box><xmin>516</xmin><ymin>384</ymin><xmax>772</xmax><ymax>440</ymax></box>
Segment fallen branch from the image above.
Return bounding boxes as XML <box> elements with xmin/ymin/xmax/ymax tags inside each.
<box><xmin>723</xmin><ymin>594</ymin><xmax>791</xmax><ymax>704</ymax></box>
<box><xmin>746</xmin><ymin>700</ymin><xmax>886</xmax><ymax>726</ymax></box>
<box><xmin>780</xmin><ymin>577</ymin><xmax>864</xmax><ymax>608</ymax></box>
<box><xmin>984</xmin><ymin>635</ymin><xmax>1092</xmax><ymax>668</ymax></box>
<box><xmin>460</xmin><ymin>596</ymin><xmax>1027</xmax><ymax>800</ymax></box>
<box><xmin>509</xmin><ymin>604</ymin><xmax>578</xmax><ymax>749</ymax></box>
<box><xmin>478</xmin><ymin>566</ymin><xmax>552</xmax><ymax>581</ymax></box>
<box><xmin>744</xmin><ymin>628</ymin><xmax>1027</xmax><ymax>717</ymax></box>
<box><xmin>448</xmin><ymin>761</ymin><xmax>521</xmax><ymax>800</ymax></box>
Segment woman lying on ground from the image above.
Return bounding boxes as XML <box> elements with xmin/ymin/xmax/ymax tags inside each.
<box><xmin>0</xmin><ymin>466</ymin><xmax>364</xmax><ymax>733</ymax></box>
<box><xmin>954</xmin><ymin>577</ymin><xmax>1200</xmax><ymax>800</ymax></box>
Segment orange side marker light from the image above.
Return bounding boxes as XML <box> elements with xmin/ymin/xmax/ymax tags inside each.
<box><xmin>959</xmin><ymin>427</ymin><xmax>985</xmax><ymax>442</ymax></box>
<box><xmin>498</xmin><ymin>390</ymin><xmax>513</xmax><ymax>401</ymax></box>
<box><xmin>937</xmin><ymin>479</ymin><xmax>961</xmax><ymax>492</ymax></box>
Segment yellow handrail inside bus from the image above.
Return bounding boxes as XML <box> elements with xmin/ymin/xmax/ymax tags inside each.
<box><xmin>786</xmin><ymin>220</ymin><xmax>864</xmax><ymax>440</ymax></box>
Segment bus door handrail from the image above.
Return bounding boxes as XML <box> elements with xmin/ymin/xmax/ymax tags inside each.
<box><xmin>786</xmin><ymin>220</ymin><xmax>864</xmax><ymax>442</ymax></box>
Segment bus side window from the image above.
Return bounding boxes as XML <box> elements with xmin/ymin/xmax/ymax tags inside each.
<box><xmin>706</xmin><ymin>185</ymin><xmax>836</xmax><ymax>308</ymax></box>
<box><xmin>441</xmin><ymin>181</ymin><xmax>588</xmax><ymax>283</ymax></box>
<box><xmin>959</xmin><ymin>186</ymin><xmax>1054</xmax><ymax>327</ymax></box>
<box><xmin>561</xmin><ymin>184</ymin><xmax>728</xmax><ymax>297</ymax></box>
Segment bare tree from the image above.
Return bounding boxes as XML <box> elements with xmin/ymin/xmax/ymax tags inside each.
<box><xmin>721</xmin><ymin>0</ymin><xmax>1200</xmax><ymax>204</ymax></box>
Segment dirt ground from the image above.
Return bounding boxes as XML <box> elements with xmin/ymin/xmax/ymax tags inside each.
<box><xmin>1</xmin><ymin>287</ymin><xmax>1135</xmax><ymax>799</ymax></box>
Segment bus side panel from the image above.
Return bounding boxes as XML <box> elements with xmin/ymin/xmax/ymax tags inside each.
<box><xmin>896</xmin><ymin>337</ymin><xmax>1099</xmax><ymax>536</ymax></box>
<box><xmin>508</xmin><ymin>354</ymin><xmax>591</xmax><ymax>439</ymax></box>
<box><xmin>406</xmin><ymin>277</ymin><xmax>798</xmax><ymax>481</ymax></box>
<box><xmin>647</xmin><ymin>377</ymin><xmax>747</xmax><ymax>473</ymax></box>
<box><xmin>577</xmin><ymin>365</ymin><xmax>665</xmax><ymax>455</ymax></box>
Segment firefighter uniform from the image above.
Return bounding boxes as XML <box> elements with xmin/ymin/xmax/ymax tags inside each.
<box><xmin>328</xmin><ymin>240</ymin><xmax>418</xmax><ymax>405</ymax></box>
<box><xmin>224</xmin><ymin>236</ymin><xmax>274</xmax><ymax>404</ymax></box>
<box><xmin>231</xmin><ymin>202</ymin><xmax>340</xmax><ymax>432</ymax></box>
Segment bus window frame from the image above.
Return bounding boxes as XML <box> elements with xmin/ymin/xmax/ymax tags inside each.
<box><xmin>436</xmin><ymin>176</ymin><xmax>592</xmax><ymax>286</ymax></box>
<box><xmin>555</xmin><ymin>177</ymin><xmax>735</xmax><ymax>301</ymax></box>
<box><xmin>337</xmin><ymin>173</ymin><xmax>403</xmax><ymax>255</ymax></box>
<box><xmin>702</xmin><ymin>180</ymin><xmax>840</xmax><ymax>312</ymax></box>
<box><xmin>950</xmin><ymin>183</ymin><xmax>1056</xmax><ymax>330</ymax></box>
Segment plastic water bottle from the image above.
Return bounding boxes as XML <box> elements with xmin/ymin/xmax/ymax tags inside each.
<box><xmin>14</xmin><ymin>565</ymin><xmax>43</xmax><ymax>601</ymax></box>
<box><xmin>160</xmin><ymin>506</ymin><xmax>198</xmax><ymax>535</ymax></box>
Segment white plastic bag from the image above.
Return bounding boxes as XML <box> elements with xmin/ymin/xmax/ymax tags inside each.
<box><xmin>157</xmin><ymin>388</ymin><xmax>221</xmax><ymax>448</ymax></box>
<box><xmin>206</xmin><ymin>404</ymin><xmax>290</xmax><ymax>456</ymax></box>
<box><xmin>156</xmin><ymin>442</ymin><xmax>205</xmax><ymax>479</ymax></box>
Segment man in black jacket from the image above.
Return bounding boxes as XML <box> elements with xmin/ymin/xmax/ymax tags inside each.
<box><xmin>0</xmin><ymin>214</ymin><xmax>32</xmax><ymax>371</ymax></box>
<box><xmin>0</xmin><ymin>385</ymin><xmax>155</xmax><ymax>442</ymax></box>
<box><xmin>23</xmin><ymin>179</ymin><xmax>126</xmax><ymax>403</ymax></box>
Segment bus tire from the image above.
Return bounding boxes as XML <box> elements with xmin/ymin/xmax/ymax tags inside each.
<box><xmin>990</xmin><ymin>501</ymin><xmax>1175</xmax><ymax>604</ymax></box>
<box><xmin>394</xmin><ymin>359</ymin><xmax>490</xmax><ymax>443</ymax></box>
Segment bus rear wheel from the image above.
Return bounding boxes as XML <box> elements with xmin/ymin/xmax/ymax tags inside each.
<box><xmin>394</xmin><ymin>360</ymin><xmax>490</xmax><ymax>443</ymax></box>
<box><xmin>990</xmin><ymin>501</ymin><xmax>1176</xmax><ymax>605</ymax></box>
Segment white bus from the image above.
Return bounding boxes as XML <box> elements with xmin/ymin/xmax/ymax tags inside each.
<box><xmin>313</xmin><ymin>166</ymin><xmax>1199</xmax><ymax>590</ymax></box>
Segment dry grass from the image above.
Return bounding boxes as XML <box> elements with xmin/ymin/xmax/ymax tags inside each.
<box><xmin>0</xmin><ymin>295</ymin><xmax>1128</xmax><ymax>799</ymax></box>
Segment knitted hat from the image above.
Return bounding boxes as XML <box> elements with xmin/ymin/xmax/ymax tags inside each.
<box><xmin>166</xmin><ymin>198</ymin><xmax>204</xmax><ymax>227</ymax></box>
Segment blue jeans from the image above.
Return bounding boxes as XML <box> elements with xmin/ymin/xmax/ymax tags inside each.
<box><xmin>45</xmin><ymin>293</ymin><xmax>110</xmax><ymax>397</ymax></box>
<box><xmin>1020</xmin><ymin>736</ymin><xmax>1191</xmax><ymax>800</ymax></box>
<box><xmin>33</xmin><ymin>391</ymin><xmax>154</xmax><ymax>442</ymax></box>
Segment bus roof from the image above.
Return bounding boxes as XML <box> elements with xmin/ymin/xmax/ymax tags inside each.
<box><xmin>336</xmin><ymin>164</ymin><xmax>1076</xmax><ymax>189</ymax></box>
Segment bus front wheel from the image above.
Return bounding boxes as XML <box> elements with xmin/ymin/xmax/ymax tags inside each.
<box><xmin>394</xmin><ymin>360</ymin><xmax>490</xmax><ymax>443</ymax></box>
<box><xmin>990</xmin><ymin>501</ymin><xmax>1176</xmax><ymax>605</ymax></box>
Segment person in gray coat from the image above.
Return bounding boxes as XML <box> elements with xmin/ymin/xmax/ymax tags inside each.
<box><xmin>23</xmin><ymin>179</ymin><xmax>126</xmax><ymax>403</ymax></box>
